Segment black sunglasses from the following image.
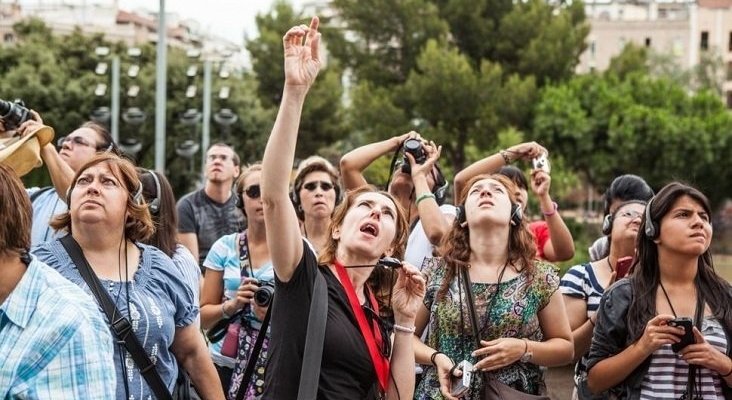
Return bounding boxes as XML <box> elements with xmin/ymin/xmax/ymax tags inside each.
<box><xmin>303</xmin><ymin>180</ymin><xmax>334</xmax><ymax>192</ymax></box>
<box><xmin>244</xmin><ymin>184</ymin><xmax>261</xmax><ymax>199</ymax></box>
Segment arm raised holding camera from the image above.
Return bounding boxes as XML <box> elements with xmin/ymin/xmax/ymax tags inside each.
<box><xmin>339</xmin><ymin>131</ymin><xmax>418</xmax><ymax>190</ymax></box>
<box><xmin>530</xmin><ymin>169</ymin><xmax>575</xmax><ymax>262</ymax></box>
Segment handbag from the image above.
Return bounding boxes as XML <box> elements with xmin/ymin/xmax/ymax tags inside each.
<box><xmin>60</xmin><ymin>235</ymin><xmax>178</xmax><ymax>400</ymax></box>
<box><xmin>460</xmin><ymin>266</ymin><xmax>550</xmax><ymax>400</ymax></box>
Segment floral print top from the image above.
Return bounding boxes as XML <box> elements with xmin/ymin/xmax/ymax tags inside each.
<box><xmin>415</xmin><ymin>257</ymin><xmax>560</xmax><ymax>399</ymax></box>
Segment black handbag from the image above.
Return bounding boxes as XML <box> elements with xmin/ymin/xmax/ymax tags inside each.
<box><xmin>61</xmin><ymin>235</ymin><xmax>186</xmax><ymax>400</ymax></box>
<box><xmin>460</xmin><ymin>267</ymin><xmax>550</xmax><ymax>400</ymax></box>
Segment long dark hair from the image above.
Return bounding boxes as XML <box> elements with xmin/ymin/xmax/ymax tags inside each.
<box><xmin>628</xmin><ymin>182</ymin><xmax>732</xmax><ymax>341</ymax></box>
<box><xmin>437</xmin><ymin>174</ymin><xmax>536</xmax><ymax>300</ymax></box>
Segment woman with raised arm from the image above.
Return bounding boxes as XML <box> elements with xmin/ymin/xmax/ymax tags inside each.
<box><xmin>260</xmin><ymin>17</ymin><xmax>426</xmax><ymax>400</ymax></box>
<box><xmin>586</xmin><ymin>182</ymin><xmax>732</xmax><ymax>399</ymax></box>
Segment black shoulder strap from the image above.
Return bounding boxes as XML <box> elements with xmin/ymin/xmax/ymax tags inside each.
<box><xmin>687</xmin><ymin>291</ymin><xmax>705</xmax><ymax>399</ymax></box>
<box><xmin>60</xmin><ymin>236</ymin><xmax>173</xmax><ymax>400</ymax></box>
<box><xmin>297</xmin><ymin>269</ymin><xmax>328</xmax><ymax>400</ymax></box>
<box><xmin>30</xmin><ymin>186</ymin><xmax>53</xmax><ymax>202</ymax></box>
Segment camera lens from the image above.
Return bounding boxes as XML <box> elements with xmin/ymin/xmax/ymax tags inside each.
<box><xmin>253</xmin><ymin>282</ymin><xmax>275</xmax><ymax>307</ymax></box>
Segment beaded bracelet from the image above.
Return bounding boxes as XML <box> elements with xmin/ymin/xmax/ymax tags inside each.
<box><xmin>542</xmin><ymin>201</ymin><xmax>558</xmax><ymax>217</ymax></box>
<box><xmin>415</xmin><ymin>192</ymin><xmax>436</xmax><ymax>206</ymax></box>
<box><xmin>499</xmin><ymin>149</ymin><xmax>511</xmax><ymax>164</ymax></box>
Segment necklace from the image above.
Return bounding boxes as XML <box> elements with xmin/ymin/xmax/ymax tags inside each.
<box><xmin>605</xmin><ymin>257</ymin><xmax>614</xmax><ymax>273</ymax></box>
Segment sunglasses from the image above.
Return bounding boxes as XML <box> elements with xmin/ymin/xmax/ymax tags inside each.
<box><xmin>617</xmin><ymin>210</ymin><xmax>643</xmax><ymax>220</ymax></box>
<box><xmin>57</xmin><ymin>135</ymin><xmax>95</xmax><ymax>149</ymax></box>
<box><xmin>303</xmin><ymin>180</ymin><xmax>334</xmax><ymax>192</ymax></box>
<box><xmin>244</xmin><ymin>184</ymin><xmax>261</xmax><ymax>199</ymax></box>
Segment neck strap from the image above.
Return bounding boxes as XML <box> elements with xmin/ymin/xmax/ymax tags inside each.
<box><xmin>238</xmin><ymin>230</ymin><xmax>252</xmax><ymax>278</ymax></box>
<box><xmin>333</xmin><ymin>259</ymin><xmax>390</xmax><ymax>392</ymax></box>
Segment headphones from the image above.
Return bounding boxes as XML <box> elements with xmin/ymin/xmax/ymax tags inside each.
<box><xmin>644</xmin><ymin>196</ymin><xmax>658</xmax><ymax>239</ymax></box>
<box><xmin>234</xmin><ymin>180</ymin><xmax>245</xmax><ymax>212</ymax></box>
<box><xmin>146</xmin><ymin>170</ymin><xmax>161</xmax><ymax>215</ymax></box>
<box><xmin>66</xmin><ymin>178</ymin><xmax>144</xmax><ymax>207</ymax></box>
<box><xmin>456</xmin><ymin>202</ymin><xmax>522</xmax><ymax>227</ymax></box>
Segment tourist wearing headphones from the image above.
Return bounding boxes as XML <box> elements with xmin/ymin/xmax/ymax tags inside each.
<box><xmin>454</xmin><ymin>142</ymin><xmax>575</xmax><ymax>262</ymax></box>
<box><xmin>32</xmin><ymin>153</ymin><xmax>223</xmax><ymax>399</ymax></box>
<box><xmin>11</xmin><ymin>112</ymin><xmax>120</xmax><ymax>246</ymax></box>
<box><xmin>588</xmin><ymin>174</ymin><xmax>654</xmax><ymax>262</ymax></box>
<box><xmin>560</xmin><ymin>200</ymin><xmax>646</xmax><ymax>399</ymax></box>
<box><xmin>200</xmin><ymin>163</ymin><xmax>274</xmax><ymax>398</ymax></box>
<box><xmin>413</xmin><ymin>173</ymin><xmax>573</xmax><ymax>399</ymax></box>
<box><xmin>138</xmin><ymin>169</ymin><xmax>201</xmax><ymax>316</ymax></box>
<box><xmin>586</xmin><ymin>182</ymin><xmax>732</xmax><ymax>399</ymax></box>
<box><xmin>290</xmin><ymin>155</ymin><xmax>341</xmax><ymax>252</ymax></box>
<box><xmin>340</xmin><ymin>131</ymin><xmax>455</xmax><ymax>269</ymax></box>
<box><xmin>177</xmin><ymin>142</ymin><xmax>245</xmax><ymax>266</ymax></box>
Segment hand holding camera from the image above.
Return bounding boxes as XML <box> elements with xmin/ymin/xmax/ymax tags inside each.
<box><xmin>230</xmin><ymin>277</ymin><xmax>260</xmax><ymax>311</ymax></box>
<box><xmin>403</xmin><ymin>138</ymin><xmax>442</xmax><ymax>179</ymax></box>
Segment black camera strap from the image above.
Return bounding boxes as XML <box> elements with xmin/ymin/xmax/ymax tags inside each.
<box><xmin>60</xmin><ymin>235</ymin><xmax>173</xmax><ymax>400</ymax></box>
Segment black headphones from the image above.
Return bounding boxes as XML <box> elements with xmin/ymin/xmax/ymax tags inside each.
<box><xmin>147</xmin><ymin>170</ymin><xmax>161</xmax><ymax>215</ymax></box>
<box><xmin>234</xmin><ymin>180</ymin><xmax>245</xmax><ymax>212</ymax></box>
<box><xmin>456</xmin><ymin>202</ymin><xmax>522</xmax><ymax>227</ymax></box>
<box><xmin>66</xmin><ymin>179</ymin><xmax>144</xmax><ymax>206</ymax></box>
<box><xmin>603</xmin><ymin>199</ymin><xmax>649</xmax><ymax>236</ymax></box>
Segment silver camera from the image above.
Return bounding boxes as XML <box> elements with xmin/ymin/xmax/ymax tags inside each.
<box><xmin>532</xmin><ymin>152</ymin><xmax>550</xmax><ymax>174</ymax></box>
<box><xmin>449</xmin><ymin>360</ymin><xmax>473</xmax><ymax>398</ymax></box>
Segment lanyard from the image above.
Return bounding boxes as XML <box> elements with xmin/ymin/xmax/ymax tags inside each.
<box><xmin>333</xmin><ymin>259</ymin><xmax>390</xmax><ymax>392</ymax></box>
<box><xmin>238</xmin><ymin>230</ymin><xmax>252</xmax><ymax>278</ymax></box>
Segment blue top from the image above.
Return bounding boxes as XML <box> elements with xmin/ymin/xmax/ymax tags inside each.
<box><xmin>203</xmin><ymin>232</ymin><xmax>274</xmax><ymax>367</ymax></box>
<box><xmin>27</xmin><ymin>187</ymin><xmax>67</xmax><ymax>246</ymax></box>
<box><xmin>0</xmin><ymin>256</ymin><xmax>116</xmax><ymax>399</ymax></box>
<box><xmin>32</xmin><ymin>240</ymin><xmax>198</xmax><ymax>400</ymax></box>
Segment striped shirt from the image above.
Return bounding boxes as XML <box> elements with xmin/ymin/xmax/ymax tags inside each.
<box><xmin>0</xmin><ymin>257</ymin><xmax>116</xmax><ymax>399</ymax></box>
<box><xmin>640</xmin><ymin>316</ymin><xmax>728</xmax><ymax>399</ymax></box>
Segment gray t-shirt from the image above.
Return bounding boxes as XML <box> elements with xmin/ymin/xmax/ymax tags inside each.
<box><xmin>176</xmin><ymin>188</ymin><xmax>245</xmax><ymax>266</ymax></box>
<box><xmin>33</xmin><ymin>240</ymin><xmax>198</xmax><ymax>400</ymax></box>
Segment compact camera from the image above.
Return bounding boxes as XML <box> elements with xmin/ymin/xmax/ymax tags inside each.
<box><xmin>0</xmin><ymin>99</ymin><xmax>32</xmax><ymax>131</ymax></box>
<box><xmin>450</xmin><ymin>360</ymin><xmax>473</xmax><ymax>398</ymax></box>
<box><xmin>253</xmin><ymin>281</ymin><xmax>275</xmax><ymax>307</ymax></box>
<box><xmin>401</xmin><ymin>138</ymin><xmax>427</xmax><ymax>174</ymax></box>
<box><xmin>532</xmin><ymin>152</ymin><xmax>551</xmax><ymax>174</ymax></box>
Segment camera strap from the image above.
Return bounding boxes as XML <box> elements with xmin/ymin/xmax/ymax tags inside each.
<box><xmin>334</xmin><ymin>259</ymin><xmax>390</xmax><ymax>392</ymax></box>
<box><xmin>60</xmin><ymin>235</ymin><xmax>173</xmax><ymax>400</ymax></box>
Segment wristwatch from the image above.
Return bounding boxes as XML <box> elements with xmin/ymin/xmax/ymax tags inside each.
<box><xmin>520</xmin><ymin>339</ymin><xmax>533</xmax><ymax>363</ymax></box>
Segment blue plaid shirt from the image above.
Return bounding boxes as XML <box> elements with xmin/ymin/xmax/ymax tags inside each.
<box><xmin>0</xmin><ymin>257</ymin><xmax>116</xmax><ymax>399</ymax></box>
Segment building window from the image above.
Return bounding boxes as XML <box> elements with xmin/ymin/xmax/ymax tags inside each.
<box><xmin>727</xmin><ymin>62</ymin><xmax>732</xmax><ymax>80</ymax></box>
<box><xmin>645</xmin><ymin>37</ymin><xmax>652</xmax><ymax>47</ymax></box>
<box><xmin>3</xmin><ymin>33</ymin><xmax>13</xmax><ymax>43</ymax></box>
<box><xmin>727</xmin><ymin>91</ymin><xmax>732</xmax><ymax>108</ymax></box>
<box><xmin>591</xmin><ymin>40</ymin><xmax>596</xmax><ymax>57</ymax></box>
<box><xmin>729</xmin><ymin>32</ymin><xmax>732</xmax><ymax>52</ymax></box>
<box><xmin>701</xmin><ymin>31</ymin><xmax>709</xmax><ymax>50</ymax></box>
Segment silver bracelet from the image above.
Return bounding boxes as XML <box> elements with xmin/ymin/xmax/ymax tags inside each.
<box><xmin>222</xmin><ymin>302</ymin><xmax>232</xmax><ymax>319</ymax></box>
<box><xmin>393</xmin><ymin>324</ymin><xmax>416</xmax><ymax>334</ymax></box>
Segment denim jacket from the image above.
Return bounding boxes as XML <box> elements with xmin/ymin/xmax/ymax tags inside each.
<box><xmin>584</xmin><ymin>279</ymin><xmax>732</xmax><ymax>400</ymax></box>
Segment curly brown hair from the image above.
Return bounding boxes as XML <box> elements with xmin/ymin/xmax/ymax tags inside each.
<box><xmin>437</xmin><ymin>174</ymin><xmax>536</xmax><ymax>300</ymax></box>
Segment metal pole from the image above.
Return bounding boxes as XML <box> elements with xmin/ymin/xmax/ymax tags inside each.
<box><xmin>201</xmin><ymin>60</ymin><xmax>212</xmax><ymax>174</ymax></box>
<box><xmin>110</xmin><ymin>56</ymin><xmax>120</xmax><ymax>143</ymax></box>
<box><xmin>154</xmin><ymin>0</ymin><xmax>167</xmax><ymax>172</ymax></box>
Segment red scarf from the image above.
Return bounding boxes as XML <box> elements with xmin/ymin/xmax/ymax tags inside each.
<box><xmin>333</xmin><ymin>259</ymin><xmax>390</xmax><ymax>392</ymax></box>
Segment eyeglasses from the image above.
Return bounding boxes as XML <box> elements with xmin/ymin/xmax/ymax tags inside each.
<box><xmin>244</xmin><ymin>184</ymin><xmax>260</xmax><ymax>199</ymax></box>
<box><xmin>303</xmin><ymin>181</ymin><xmax>334</xmax><ymax>192</ymax></box>
<box><xmin>618</xmin><ymin>210</ymin><xmax>643</xmax><ymax>220</ymax></box>
<box><xmin>57</xmin><ymin>135</ymin><xmax>95</xmax><ymax>149</ymax></box>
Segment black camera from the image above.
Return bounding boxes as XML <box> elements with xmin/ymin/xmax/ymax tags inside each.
<box><xmin>254</xmin><ymin>281</ymin><xmax>275</xmax><ymax>307</ymax></box>
<box><xmin>0</xmin><ymin>99</ymin><xmax>32</xmax><ymax>131</ymax></box>
<box><xmin>401</xmin><ymin>138</ymin><xmax>427</xmax><ymax>174</ymax></box>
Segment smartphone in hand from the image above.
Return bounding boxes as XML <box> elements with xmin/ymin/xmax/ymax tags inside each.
<box><xmin>668</xmin><ymin>317</ymin><xmax>695</xmax><ymax>352</ymax></box>
<box><xmin>615</xmin><ymin>256</ymin><xmax>634</xmax><ymax>279</ymax></box>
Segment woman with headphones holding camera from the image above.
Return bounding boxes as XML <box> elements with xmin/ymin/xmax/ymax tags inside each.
<box><xmin>586</xmin><ymin>182</ymin><xmax>732</xmax><ymax>399</ymax></box>
<box><xmin>32</xmin><ymin>153</ymin><xmax>223</xmax><ymax>399</ymax></box>
<box><xmin>413</xmin><ymin>173</ymin><xmax>573</xmax><ymax>399</ymax></box>
<box><xmin>200</xmin><ymin>163</ymin><xmax>275</xmax><ymax>399</ymax></box>
<box><xmin>560</xmin><ymin>200</ymin><xmax>646</xmax><ymax>399</ymax></box>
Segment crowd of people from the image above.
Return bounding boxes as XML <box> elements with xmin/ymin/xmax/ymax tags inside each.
<box><xmin>1</xmin><ymin>15</ymin><xmax>731</xmax><ymax>400</ymax></box>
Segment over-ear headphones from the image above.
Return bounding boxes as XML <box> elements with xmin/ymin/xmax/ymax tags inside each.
<box><xmin>455</xmin><ymin>202</ymin><xmax>522</xmax><ymax>227</ymax></box>
<box><xmin>147</xmin><ymin>170</ymin><xmax>161</xmax><ymax>215</ymax></box>
<box><xmin>602</xmin><ymin>214</ymin><xmax>613</xmax><ymax>236</ymax></box>
<box><xmin>644</xmin><ymin>196</ymin><xmax>657</xmax><ymax>239</ymax></box>
<box><xmin>431</xmin><ymin>165</ymin><xmax>449</xmax><ymax>206</ymax></box>
<box><xmin>234</xmin><ymin>180</ymin><xmax>245</xmax><ymax>212</ymax></box>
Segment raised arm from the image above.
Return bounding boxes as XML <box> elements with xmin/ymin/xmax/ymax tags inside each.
<box><xmin>453</xmin><ymin>141</ymin><xmax>545</xmax><ymax>202</ymax></box>
<box><xmin>339</xmin><ymin>132</ymin><xmax>413</xmax><ymax>190</ymax></box>
<box><xmin>261</xmin><ymin>17</ymin><xmax>321</xmax><ymax>282</ymax></box>
<box><xmin>530</xmin><ymin>170</ymin><xmax>575</xmax><ymax>261</ymax></box>
<box><xmin>409</xmin><ymin>141</ymin><xmax>453</xmax><ymax>245</ymax></box>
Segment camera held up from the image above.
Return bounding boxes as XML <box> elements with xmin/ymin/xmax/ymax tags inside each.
<box><xmin>401</xmin><ymin>138</ymin><xmax>427</xmax><ymax>174</ymax></box>
<box><xmin>254</xmin><ymin>281</ymin><xmax>275</xmax><ymax>307</ymax></box>
<box><xmin>0</xmin><ymin>99</ymin><xmax>32</xmax><ymax>131</ymax></box>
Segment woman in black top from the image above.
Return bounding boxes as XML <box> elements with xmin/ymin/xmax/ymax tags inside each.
<box><xmin>260</xmin><ymin>17</ymin><xmax>426</xmax><ymax>400</ymax></box>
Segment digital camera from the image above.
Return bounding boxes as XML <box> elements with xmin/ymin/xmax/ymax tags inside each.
<box><xmin>450</xmin><ymin>360</ymin><xmax>473</xmax><ymax>398</ymax></box>
<box><xmin>0</xmin><ymin>99</ymin><xmax>32</xmax><ymax>131</ymax></box>
<box><xmin>532</xmin><ymin>152</ymin><xmax>550</xmax><ymax>174</ymax></box>
<box><xmin>253</xmin><ymin>281</ymin><xmax>275</xmax><ymax>307</ymax></box>
<box><xmin>401</xmin><ymin>138</ymin><xmax>427</xmax><ymax>174</ymax></box>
